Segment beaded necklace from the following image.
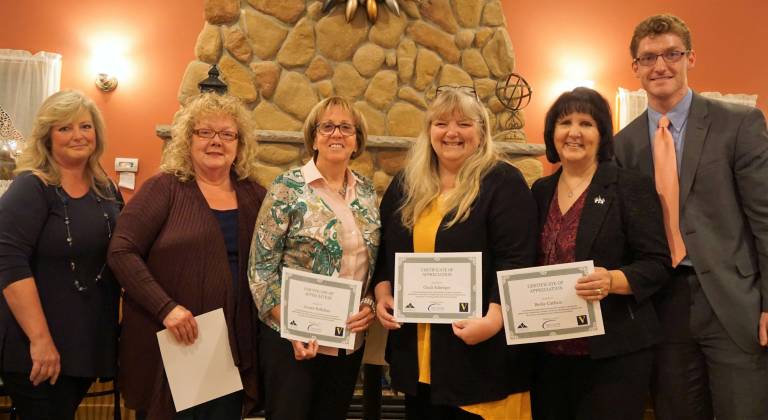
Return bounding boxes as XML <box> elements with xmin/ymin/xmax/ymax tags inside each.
<box><xmin>55</xmin><ymin>187</ymin><xmax>115</xmax><ymax>292</ymax></box>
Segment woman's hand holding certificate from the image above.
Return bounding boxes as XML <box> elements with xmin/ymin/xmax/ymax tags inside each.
<box><xmin>451</xmin><ymin>303</ymin><xmax>504</xmax><ymax>345</ymax></box>
<box><xmin>497</xmin><ymin>261</ymin><xmax>606</xmax><ymax>345</ymax></box>
<box><xmin>279</xmin><ymin>268</ymin><xmax>363</xmax><ymax>350</ymax></box>
<box><xmin>393</xmin><ymin>252</ymin><xmax>483</xmax><ymax>324</ymax></box>
<box><xmin>346</xmin><ymin>303</ymin><xmax>376</xmax><ymax>333</ymax></box>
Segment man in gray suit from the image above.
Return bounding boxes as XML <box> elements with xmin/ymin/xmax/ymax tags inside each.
<box><xmin>614</xmin><ymin>14</ymin><xmax>768</xmax><ymax>420</ymax></box>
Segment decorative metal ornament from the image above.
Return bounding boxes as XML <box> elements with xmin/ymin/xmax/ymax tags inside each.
<box><xmin>345</xmin><ymin>0</ymin><xmax>358</xmax><ymax>22</ymax></box>
<box><xmin>366</xmin><ymin>0</ymin><xmax>378</xmax><ymax>22</ymax></box>
<box><xmin>495</xmin><ymin>73</ymin><xmax>533</xmax><ymax>130</ymax></box>
<box><xmin>0</xmin><ymin>105</ymin><xmax>24</xmax><ymax>160</ymax></box>
<box><xmin>322</xmin><ymin>0</ymin><xmax>336</xmax><ymax>13</ymax></box>
<box><xmin>384</xmin><ymin>0</ymin><xmax>401</xmax><ymax>15</ymax></box>
<box><xmin>326</xmin><ymin>0</ymin><xmax>408</xmax><ymax>23</ymax></box>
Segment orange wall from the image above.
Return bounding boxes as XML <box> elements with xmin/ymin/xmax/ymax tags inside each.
<box><xmin>503</xmin><ymin>0</ymin><xmax>768</xmax><ymax>174</ymax></box>
<box><xmin>1</xmin><ymin>0</ymin><xmax>204</xmax><ymax>199</ymax></box>
<box><xmin>3</xmin><ymin>1</ymin><xmax>767</xmax><ymax>190</ymax></box>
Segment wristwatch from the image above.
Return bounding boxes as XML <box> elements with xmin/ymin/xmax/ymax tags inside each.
<box><xmin>361</xmin><ymin>297</ymin><xmax>376</xmax><ymax>315</ymax></box>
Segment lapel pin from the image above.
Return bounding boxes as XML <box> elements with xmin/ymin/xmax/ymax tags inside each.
<box><xmin>594</xmin><ymin>196</ymin><xmax>605</xmax><ymax>205</ymax></box>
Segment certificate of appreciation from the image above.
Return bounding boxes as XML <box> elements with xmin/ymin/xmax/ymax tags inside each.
<box><xmin>280</xmin><ymin>267</ymin><xmax>362</xmax><ymax>350</ymax></box>
<box><xmin>497</xmin><ymin>261</ymin><xmax>605</xmax><ymax>345</ymax></box>
<box><xmin>394</xmin><ymin>252</ymin><xmax>482</xmax><ymax>324</ymax></box>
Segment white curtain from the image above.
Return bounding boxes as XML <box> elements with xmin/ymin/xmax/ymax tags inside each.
<box><xmin>615</xmin><ymin>87</ymin><xmax>758</xmax><ymax>130</ymax></box>
<box><xmin>0</xmin><ymin>49</ymin><xmax>62</xmax><ymax>142</ymax></box>
<box><xmin>615</xmin><ymin>88</ymin><xmax>649</xmax><ymax>130</ymax></box>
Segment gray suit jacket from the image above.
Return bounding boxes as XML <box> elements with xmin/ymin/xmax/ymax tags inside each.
<box><xmin>614</xmin><ymin>92</ymin><xmax>768</xmax><ymax>353</ymax></box>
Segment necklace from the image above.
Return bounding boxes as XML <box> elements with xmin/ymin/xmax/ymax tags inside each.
<box><xmin>560</xmin><ymin>170</ymin><xmax>594</xmax><ymax>198</ymax></box>
<box><xmin>337</xmin><ymin>172</ymin><xmax>348</xmax><ymax>198</ymax></box>
<box><xmin>56</xmin><ymin>187</ymin><xmax>116</xmax><ymax>292</ymax></box>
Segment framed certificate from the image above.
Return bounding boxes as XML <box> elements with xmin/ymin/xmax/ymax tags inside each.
<box><xmin>497</xmin><ymin>261</ymin><xmax>605</xmax><ymax>345</ymax></box>
<box><xmin>280</xmin><ymin>267</ymin><xmax>362</xmax><ymax>350</ymax></box>
<box><xmin>394</xmin><ymin>252</ymin><xmax>483</xmax><ymax>324</ymax></box>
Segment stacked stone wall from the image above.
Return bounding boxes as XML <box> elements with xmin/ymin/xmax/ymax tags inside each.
<box><xmin>175</xmin><ymin>0</ymin><xmax>543</xmax><ymax>188</ymax></box>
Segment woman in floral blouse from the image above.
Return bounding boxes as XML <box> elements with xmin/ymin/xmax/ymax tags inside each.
<box><xmin>248</xmin><ymin>96</ymin><xmax>380</xmax><ymax>420</ymax></box>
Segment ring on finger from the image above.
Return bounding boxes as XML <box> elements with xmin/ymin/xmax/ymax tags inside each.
<box><xmin>596</xmin><ymin>288</ymin><xmax>602</xmax><ymax>295</ymax></box>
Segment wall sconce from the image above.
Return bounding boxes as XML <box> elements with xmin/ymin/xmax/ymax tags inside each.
<box><xmin>546</xmin><ymin>56</ymin><xmax>597</xmax><ymax>101</ymax></box>
<box><xmin>89</xmin><ymin>34</ymin><xmax>132</xmax><ymax>93</ymax></box>
<box><xmin>552</xmin><ymin>79</ymin><xmax>595</xmax><ymax>94</ymax></box>
<box><xmin>95</xmin><ymin>73</ymin><xmax>118</xmax><ymax>92</ymax></box>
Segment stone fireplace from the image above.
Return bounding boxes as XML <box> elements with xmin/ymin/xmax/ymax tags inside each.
<box><xmin>157</xmin><ymin>0</ymin><xmax>544</xmax><ymax>192</ymax></box>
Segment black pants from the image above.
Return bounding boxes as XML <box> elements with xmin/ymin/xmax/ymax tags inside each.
<box><xmin>531</xmin><ymin>348</ymin><xmax>653</xmax><ymax>420</ymax></box>
<box><xmin>134</xmin><ymin>391</ymin><xmax>243</xmax><ymax>420</ymax></box>
<box><xmin>0</xmin><ymin>372</ymin><xmax>93</xmax><ymax>420</ymax></box>
<box><xmin>651</xmin><ymin>267</ymin><xmax>768</xmax><ymax>420</ymax></box>
<box><xmin>259</xmin><ymin>325</ymin><xmax>364</xmax><ymax>420</ymax></box>
<box><xmin>404</xmin><ymin>383</ymin><xmax>482</xmax><ymax>420</ymax></box>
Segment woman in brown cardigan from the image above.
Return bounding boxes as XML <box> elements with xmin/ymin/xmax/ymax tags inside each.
<box><xmin>108</xmin><ymin>93</ymin><xmax>266</xmax><ymax>419</ymax></box>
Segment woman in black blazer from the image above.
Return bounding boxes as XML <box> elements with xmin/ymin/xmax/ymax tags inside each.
<box><xmin>530</xmin><ymin>87</ymin><xmax>672</xmax><ymax>420</ymax></box>
<box><xmin>373</xmin><ymin>87</ymin><xmax>538</xmax><ymax>419</ymax></box>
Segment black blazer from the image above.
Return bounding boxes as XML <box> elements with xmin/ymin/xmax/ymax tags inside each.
<box><xmin>373</xmin><ymin>162</ymin><xmax>537</xmax><ymax>406</ymax></box>
<box><xmin>531</xmin><ymin>162</ymin><xmax>672</xmax><ymax>358</ymax></box>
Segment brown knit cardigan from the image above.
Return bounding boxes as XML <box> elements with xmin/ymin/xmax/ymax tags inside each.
<box><xmin>108</xmin><ymin>172</ymin><xmax>266</xmax><ymax>419</ymax></box>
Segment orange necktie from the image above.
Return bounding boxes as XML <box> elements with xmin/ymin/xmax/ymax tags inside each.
<box><xmin>653</xmin><ymin>115</ymin><xmax>686</xmax><ymax>267</ymax></box>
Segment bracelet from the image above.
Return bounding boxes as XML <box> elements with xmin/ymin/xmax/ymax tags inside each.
<box><xmin>361</xmin><ymin>297</ymin><xmax>376</xmax><ymax>315</ymax></box>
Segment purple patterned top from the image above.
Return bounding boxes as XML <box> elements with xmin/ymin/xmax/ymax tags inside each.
<box><xmin>539</xmin><ymin>187</ymin><xmax>590</xmax><ymax>356</ymax></box>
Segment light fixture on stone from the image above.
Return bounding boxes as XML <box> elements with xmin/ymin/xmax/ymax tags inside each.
<box><xmin>322</xmin><ymin>0</ymin><xmax>408</xmax><ymax>23</ymax></box>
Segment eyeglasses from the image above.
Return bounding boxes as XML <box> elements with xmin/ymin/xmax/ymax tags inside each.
<box><xmin>433</xmin><ymin>85</ymin><xmax>479</xmax><ymax>100</ymax></box>
<box><xmin>316</xmin><ymin>122</ymin><xmax>356</xmax><ymax>137</ymax></box>
<box><xmin>193</xmin><ymin>128</ymin><xmax>239</xmax><ymax>142</ymax></box>
<box><xmin>633</xmin><ymin>50</ymin><xmax>690</xmax><ymax>67</ymax></box>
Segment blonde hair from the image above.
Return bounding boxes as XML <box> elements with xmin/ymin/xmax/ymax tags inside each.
<box><xmin>162</xmin><ymin>92</ymin><xmax>259</xmax><ymax>181</ymax></box>
<box><xmin>400</xmin><ymin>89</ymin><xmax>499</xmax><ymax>230</ymax></box>
<box><xmin>302</xmin><ymin>96</ymin><xmax>368</xmax><ymax>160</ymax></box>
<box><xmin>14</xmin><ymin>90</ymin><xmax>113</xmax><ymax>197</ymax></box>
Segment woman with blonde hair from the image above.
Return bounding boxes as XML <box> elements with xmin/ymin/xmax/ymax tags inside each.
<box><xmin>374</xmin><ymin>86</ymin><xmax>538</xmax><ymax>419</ymax></box>
<box><xmin>249</xmin><ymin>96</ymin><xmax>380</xmax><ymax>419</ymax></box>
<box><xmin>0</xmin><ymin>90</ymin><xmax>121</xmax><ymax>419</ymax></box>
<box><xmin>108</xmin><ymin>92</ymin><xmax>266</xmax><ymax>419</ymax></box>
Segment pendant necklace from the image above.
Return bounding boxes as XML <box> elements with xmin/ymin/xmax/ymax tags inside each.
<box><xmin>56</xmin><ymin>187</ymin><xmax>115</xmax><ymax>292</ymax></box>
<box><xmin>560</xmin><ymin>164</ymin><xmax>597</xmax><ymax>198</ymax></box>
<box><xmin>561</xmin><ymin>176</ymin><xmax>591</xmax><ymax>198</ymax></box>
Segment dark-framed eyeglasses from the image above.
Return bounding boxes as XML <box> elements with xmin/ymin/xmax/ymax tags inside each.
<box><xmin>434</xmin><ymin>85</ymin><xmax>479</xmax><ymax>100</ymax></box>
<box><xmin>633</xmin><ymin>50</ymin><xmax>690</xmax><ymax>67</ymax></box>
<box><xmin>316</xmin><ymin>122</ymin><xmax>356</xmax><ymax>137</ymax></box>
<box><xmin>192</xmin><ymin>128</ymin><xmax>239</xmax><ymax>142</ymax></box>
